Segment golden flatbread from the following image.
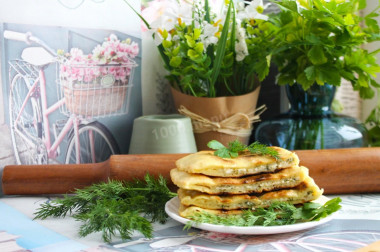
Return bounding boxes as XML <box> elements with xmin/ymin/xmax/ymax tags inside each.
<box><xmin>178</xmin><ymin>176</ymin><xmax>323</xmax><ymax>210</ymax></box>
<box><xmin>175</xmin><ymin>147</ymin><xmax>299</xmax><ymax>177</ymax></box>
<box><xmin>178</xmin><ymin>203</ymin><xmax>244</xmax><ymax>218</ymax></box>
<box><xmin>170</xmin><ymin>166</ymin><xmax>309</xmax><ymax>194</ymax></box>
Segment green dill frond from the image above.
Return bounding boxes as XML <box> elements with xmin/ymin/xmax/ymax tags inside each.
<box><xmin>34</xmin><ymin>174</ymin><xmax>177</xmax><ymax>243</ymax></box>
<box><xmin>247</xmin><ymin>141</ymin><xmax>280</xmax><ymax>160</ymax></box>
<box><xmin>207</xmin><ymin>139</ymin><xmax>280</xmax><ymax>159</ymax></box>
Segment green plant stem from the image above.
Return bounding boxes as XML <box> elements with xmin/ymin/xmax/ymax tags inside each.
<box><xmin>189</xmin><ymin>84</ymin><xmax>198</xmax><ymax>97</ymax></box>
<box><xmin>209</xmin><ymin>0</ymin><xmax>233</xmax><ymax>94</ymax></box>
<box><xmin>320</xmin><ymin>120</ymin><xmax>324</xmax><ymax>149</ymax></box>
<box><xmin>224</xmin><ymin>78</ymin><xmax>236</xmax><ymax>96</ymax></box>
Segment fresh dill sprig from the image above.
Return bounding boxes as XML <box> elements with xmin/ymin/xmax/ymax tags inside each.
<box><xmin>207</xmin><ymin>139</ymin><xmax>279</xmax><ymax>159</ymax></box>
<box><xmin>184</xmin><ymin>198</ymin><xmax>342</xmax><ymax>229</ymax></box>
<box><xmin>247</xmin><ymin>141</ymin><xmax>280</xmax><ymax>160</ymax></box>
<box><xmin>34</xmin><ymin>174</ymin><xmax>177</xmax><ymax>243</ymax></box>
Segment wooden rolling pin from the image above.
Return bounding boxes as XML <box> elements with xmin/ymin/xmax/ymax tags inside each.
<box><xmin>2</xmin><ymin>147</ymin><xmax>380</xmax><ymax>195</ymax></box>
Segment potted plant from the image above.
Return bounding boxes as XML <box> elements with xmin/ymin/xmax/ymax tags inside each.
<box><xmin>126</xmin><ymin>0</ymin><xmax>275</xmax><ymax>150</ymax></box>
<box><xmin>255</xmin><ymin>0</ymin><xmax>380</xmax><ymax>149</ymax></box>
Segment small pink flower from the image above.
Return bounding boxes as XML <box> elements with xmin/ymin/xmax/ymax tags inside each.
<box><xmin>60</xmin><ymin>34</ymin><xmax>138</xmax><ymax>84</ymax></box>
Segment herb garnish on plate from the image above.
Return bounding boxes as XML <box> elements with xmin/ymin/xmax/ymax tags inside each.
<box><xmin>207</xmin><ymin>139</ymin><xmax>280</xmax><ymax>160</ymax></box>
<box><xmin>185</xmin><ymin>197</ymin><xmax>342</xmax><ymax>228</ymax></box>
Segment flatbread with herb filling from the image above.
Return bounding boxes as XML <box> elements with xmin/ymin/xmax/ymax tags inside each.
<box><xmin>178</xmin><ymin>176</ymin><xmax>323</xmax><ymax>211</ymax></box>
<box><xmin>171</xmin><ymin>166</ymin><xmax>308</xmax><ymax>194</ymax></box>
<box><xmin>175</xmin><ymin>147</ymin><xmax>299</xmax><ymax>177</ymax></box>
<box><xmin>178</xmin><ymin>203</ymin><xmax>244</xmax><ymax>218</ymax></box>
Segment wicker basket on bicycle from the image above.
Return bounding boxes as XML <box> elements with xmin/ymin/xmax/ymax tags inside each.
<box><xmin>59</xmin><ymin>62</ymin><xmax>136</xmax><ymax>117</ymax></box>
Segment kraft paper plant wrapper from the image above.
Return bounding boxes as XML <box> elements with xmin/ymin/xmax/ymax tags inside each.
<box><xmin>171</xmin><ymin>87</ymin><xmax>261</xmax><ymax>150</ymax></box>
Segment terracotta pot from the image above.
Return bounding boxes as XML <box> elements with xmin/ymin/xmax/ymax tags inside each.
<box><xmin>171</xmin><ymin>87</ymin><xmax>261</xmax><ymax>151</ymax></box>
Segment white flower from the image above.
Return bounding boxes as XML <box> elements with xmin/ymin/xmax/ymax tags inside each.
<box><xmin>108</xmin><ymin>34</ymin><xmax>118</xmax><ymax>42</ymax></box>
<box><xmin>69</xmin><ymin>48</ymin><xmax>84</xmax><ymax>58</ymax></box>
<box><xmin>237</xmin><ymin>0</ymin><xmax>269</xmax><ymax>21</ymax></box>
<box><xmin>144</xmin><ymin>0</ymin><xmax>193</xmax><ymax>45</ymax></box>
<box><xmin>150</xmin><ymin>14</ymin><xmax>176</xmax><ymax>35</ymax></box>
<box><xmin>199</xmin><ymin>21</ymin><xmax>220</xmax><ymax>49</ymax></box>
<box><xmin>169</xmin><ymin>1</ymin><xmax>193</xmax><ymax>25</ymax></box>
<box><xmin>235</xmin><ymin>24</ymin><xmax>249</xmax><ymax>61</ymax></box>
<box><xmin>208</xmin><ymin>0</ymin><xmax>227</xmax><ymax>17</ymax></box>
<box><xmin>151</xmin><ymin>29</ymin><xmax>164</xmax><ymax>46</ymax></box>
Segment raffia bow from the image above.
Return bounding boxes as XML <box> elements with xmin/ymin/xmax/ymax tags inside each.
<box><xmin>178</xmin><ymin>105</ymin><xmax>267</xmax><ymax>137</ymax></box>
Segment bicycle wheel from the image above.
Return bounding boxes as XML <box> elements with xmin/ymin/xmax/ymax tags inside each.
<box><xmin>8</xmin><ymin>73</ymin><xmax>47</xmax><ymax>164</ymax></box>
<box><xmin>65</xmin><ymin>121</ymin><xmax>120</xmax><ymax>164</ymax></box>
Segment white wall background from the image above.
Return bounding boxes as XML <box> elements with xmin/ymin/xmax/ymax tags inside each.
<box><xmin>0</xmin><ymin>0</ymin><xmax>141</xmax><ymax>36</ymax></box>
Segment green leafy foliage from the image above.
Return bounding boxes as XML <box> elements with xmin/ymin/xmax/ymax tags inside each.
<box><xmin>185</xmin><ymin>197</ymin><xmax>342</xmax><ymax>228</ymax></box>
<box><xmin>366</xmin><ymin>104</ymin><xmax>380</xmax><ymax>147</ymax></box>
<box><xmin>271</xmin><ymin>0</ymin><xmax>380</xmax><ymax>99</ymax></box>
<box><xmin>296</xmin><ymin>197</ymin><xmax>342</xmax><ymax>221</ymax></box>
<box><xmin>207</xmin><ymin>140</ymin><xmax>279</xmax><ymax>160</ymax></box>
<box><xmin>34</xmin><ymin>174</ymin><xmax>177</xmax><ymax>243</ymax></box>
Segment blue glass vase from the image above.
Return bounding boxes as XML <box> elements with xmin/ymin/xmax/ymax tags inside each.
<box><xmin>254</xmin><ymin>84</ymin><xmax>368</xmax><ymax>150</ymax></box>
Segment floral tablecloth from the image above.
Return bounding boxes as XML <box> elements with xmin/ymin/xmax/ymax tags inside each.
<box><xmin>1</xmin><ymin>194</ymin><xmax>380</xmax><ymax>252</ymax></box>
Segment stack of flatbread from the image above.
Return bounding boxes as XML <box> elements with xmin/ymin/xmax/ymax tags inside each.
<box><xmin>170</xmin><ymin>146</ymin><xmax>323</xmax><ymax>218</ymax></box>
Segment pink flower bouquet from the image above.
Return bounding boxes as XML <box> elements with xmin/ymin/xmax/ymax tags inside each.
<box><xmin>59</xmin><ymin>34</ymin><xmax>139</xmax><ymax>86</ymax></box>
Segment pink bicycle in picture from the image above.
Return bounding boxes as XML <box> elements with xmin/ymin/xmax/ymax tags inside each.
<box><xmin>4</xmin><ymin>30</ymin><xmax>137</xmax><ymax>164</ymax></box>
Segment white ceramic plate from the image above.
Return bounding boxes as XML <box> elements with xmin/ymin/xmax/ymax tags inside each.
<box><xmin>165</xmin><ymin>196</ymin><xmax>333</xmax><ymax>235</ymax></box>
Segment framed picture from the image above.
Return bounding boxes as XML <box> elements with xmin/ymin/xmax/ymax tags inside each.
<box><xmin>0</xmin><ymin>0</ymin><xmax>143</xmax><ymax>164</ymax></box>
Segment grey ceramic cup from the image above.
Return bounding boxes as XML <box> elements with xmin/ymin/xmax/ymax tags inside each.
<box><xmin>128</xmin><ymin>114</ymin><xmax>197</xmax><ymax>154</ymax></box>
